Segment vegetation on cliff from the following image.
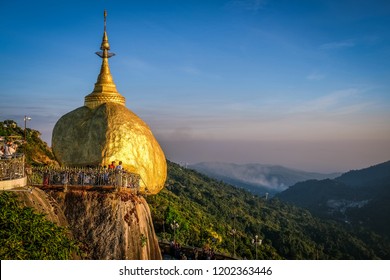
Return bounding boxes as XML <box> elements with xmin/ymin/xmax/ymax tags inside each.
<box><xmin>0</xmin><ymin>119</ymin><xmax>57</xmax><ymax>166</ymax></box>
<box><xmin>1</xmin><ymin>120</ymin><xmax>77</xmax><ymax>259</ymax></box>
<box><xmin>0</xmin><ymin>192</ymin><xmax>79</xmax><ymax>259</ymax></box>
<box><xmin>2</xmin><ymin>120</ymin><xmax>389</xmax><ymax>259</ymax></box>
<box><xmin>147</xmin><ymin>161</ymin><xmax>390</xmax><ymax>259</ymax></box>
<box><xmin>1</xmin><ymin>120</ymin><xmax>161</xmax><ymax>260</ymax></box>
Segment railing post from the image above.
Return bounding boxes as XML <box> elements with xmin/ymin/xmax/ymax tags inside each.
<box><xmin>22</xmin><ymin>154</ymin><xmax>25</xmax><ymax>178</ymax></box>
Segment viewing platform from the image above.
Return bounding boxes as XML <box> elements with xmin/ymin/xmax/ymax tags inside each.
<box><xmin>30</xmin><ymin>166</ymin><xmax>142</xmax><ymax>193</ymax></box>
<box><xmin>0</xmin><ymin>154</ymin><xmax>27</xmax><ymax>190</ymax></box>
<box><xmin>1</xmin><ymin>155</ymin><xmax>142</xmax><ymax>193</ymax></box>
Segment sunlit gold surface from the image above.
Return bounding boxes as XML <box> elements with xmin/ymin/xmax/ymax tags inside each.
<box><xmin>52</xmin><ymin>10</ymin><xmax>167</xmax><ymax>194</ymax></box>
<box><xmin>52</xmin><ymin>103</ymin><xmax>167</xmax><ymax>194</ymax></box>
<box><xmin>84</xmin><ymin>56</ymin><xmax>126</xmax><ymax>109</ymax></box>
<box><xmin>84</xmin><ymin>11</ymin><xmax>125</xmax><ymax>109</ymax></box>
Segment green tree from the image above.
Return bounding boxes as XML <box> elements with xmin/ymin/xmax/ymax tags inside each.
<box><xmin>0</xmin><ymin>192</ymin><xmax>79</xmax><ymax>259</ymax></box>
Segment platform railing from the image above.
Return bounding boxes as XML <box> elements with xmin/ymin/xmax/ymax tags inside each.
<box><xmin>0</xmin><ymin>154</ymin><xmax>25</xmax><ymax>181</ymax></box>
<box><xmin>29</xmin><ymin>166</ymin><xmax>141</xmax><ymax>191</ymax></box>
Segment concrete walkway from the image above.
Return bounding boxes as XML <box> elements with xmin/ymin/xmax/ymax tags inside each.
<box><xmin>0</xmin><ymin>176</ymin><xmax>27</xmax><ymax>190</ymax></box>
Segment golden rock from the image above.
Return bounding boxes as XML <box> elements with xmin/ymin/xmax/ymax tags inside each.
<box><xmin>52</xmin><ymin>11</ymin><xmax>166</xmax><ymax>194</ymax></box>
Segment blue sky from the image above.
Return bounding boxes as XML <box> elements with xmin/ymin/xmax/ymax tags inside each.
<box><xmin>1</xmin><ymin>0</ymin><xmax>389</xmax><ymax>172</ymax></box>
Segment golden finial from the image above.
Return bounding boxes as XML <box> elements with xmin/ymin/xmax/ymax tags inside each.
<box><xmin>104</xmin><ymin>10</ymin><xmax>107</xmax><ymax>32</ymax></box>
<box><xmin>98</xmin><ymin>10</ymin><xmax>112</xmax><ymax>56</ymax></box>
<box><xmin>84</xmin><ymin>10</ymin><xmax>125</xmax><ymax>109</ymax></box>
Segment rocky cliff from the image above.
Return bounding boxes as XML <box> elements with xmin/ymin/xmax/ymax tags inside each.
<box><xmin>3</xmin><ymin>120</ymin><xmax>162</xmax><ymax>259</ymax></box>
<box><xmin>15</xmin><ymin>188</ymin><xmax>161</xmax><ymax>260</ymax></box>
<box><xmin>15</xmin><ymin>188</ymin><xmax>68</xmax><ymax>227</ymax></box>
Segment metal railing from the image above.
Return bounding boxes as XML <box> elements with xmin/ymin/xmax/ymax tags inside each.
<box><xmin>0</xmin><ymin>154</ymin><xmax>25</xmax><ymax>181</ymax></box>
<box><xmin>1</xmin><ymin>153</ymin><xmax>142</xmax><ymax>191</ymax></box>
<box><xmin>29</xmin><ymin>166</ymin><xmax>141</xmax><ymax>190</ymax></box>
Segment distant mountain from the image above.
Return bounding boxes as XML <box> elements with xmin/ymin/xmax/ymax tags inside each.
<box><xmin>277</xmin><ymin>160</ymin><xmax>390</xmax><ymax>238</ymax></box>
<box><xmin>335</xmin><ymin>160</ymin><xmax>390</xmax><ymax>188</ymax></box>
<box><xmin>146</xmin><ymin>161</ymin><xmax>390</xmax><ymax>259</ymax></box>
<box><xmin>189</xmin><ymin>162</ymin><xmax>340</xmax><ymax>195</ymax></box>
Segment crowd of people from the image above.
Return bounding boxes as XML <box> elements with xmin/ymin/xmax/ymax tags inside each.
<box><xmin>31</xmin><ymin>162</ymin><xmax>140</xmax><ymax>189</ymax></box>
<box><xmin>0</xmin><ymin>140</ymin><xmax>19</xmax><ymax>159</ymax></box>
<box><xmin>0</xmin><ymin>146</ymin><xmax>24</xmax><ymax>181</ymax></box>
<box><xmin>163</xmin><ymin>241</ymin><xmax>217</xmax><ymax>260</ymax></box>
<box><xmin>0</xmin><ymin>140</ymin><xmax>142</xmax><ymax>190</ymax></box>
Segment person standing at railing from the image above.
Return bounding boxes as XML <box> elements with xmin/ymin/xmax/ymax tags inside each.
<box><xmin>4</xmin><ymin>141</ymin><xmax>16</xmax><ymax>159</ymax></box>
<box><xmin>61</xmin><ymin>171</ymin><xmax>69</xmax><ymax>185</ymax></box>
<box><xmin>43</xmin><ymin>170</ymin><xmax>50</xmax><ymax>186</ymax></box>
<box><xmin>108</xmin><ymin>161</ymin><xmax>116</xmax><ymax>170</ymax></box>
<box><xmin>102</xmin><ymin>166</ymin><xmax>109</xmax><ymax>185</ymax></box>
<box><xmin>115</xmin><ymin>161</ymin><xmax>123</xmax><ymax>187</ymax></box>
<box><xmin>116</xmin><ymin>161</ymin><xmax>123</xmax><ymax>171</ymax></box>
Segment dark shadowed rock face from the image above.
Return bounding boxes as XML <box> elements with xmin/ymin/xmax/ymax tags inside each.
<box><xmin>49</xmin><ymin>190</ymin><xmax>162</xmax><ymax>260</ymax></box>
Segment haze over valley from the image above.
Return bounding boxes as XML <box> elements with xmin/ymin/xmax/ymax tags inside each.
<box><xmin>1</xmin><ymin>0</ymin><xmax>390</xmax><ymax>261</ymax></box>
<box><xmin>1</xmin><ymin>0</ymin><xmax>389</xmax><ymax>174</ymax></box>
<box><xmin>189</xmin><ymin>162</ymin><xmax>341</xmax><ymax>195</ymax></box>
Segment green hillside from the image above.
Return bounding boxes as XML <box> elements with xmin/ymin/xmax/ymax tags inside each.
<box><xmin>0</xmin><ymin>119</ymin><xmax>57</xmax><ymax>166</ymax></box>
<box><xmin>147</xmin><ymin>161</ymin><xmax>390</xmax><ymax>259</ymax></box>
<box><xmin>277</xmin><ymin>161</ymin><xmax>390</xmax><ymax>239</ymax></box>
<box><xmin>0</xmin><ymin>192</ymin><xmax>79</xmax><ymax>259</ymax></box>
<box><xmin>1</xmin><ymin>120</ymin><xmax>76</xmax><ymax>259</ymax></box>
<box><xmin>3</xmin><ymin>119</ymin><xmax>389</xmax><ymax>259</ymax></box>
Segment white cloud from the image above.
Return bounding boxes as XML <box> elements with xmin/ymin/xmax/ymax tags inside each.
<box><xmin>319</xmin><ymin>40</ymin><xmax>355</xmax><ymax>50</ymax></box>
<box><xmin>289</xmin><ymin>88</ymin><xmax>361</xmax><ymax>114</ymax></box>
<box><xmin>306</xmin><ymin>72</ymin><xmax>325</xmax><ymax>81</ymax></box>
<box><xmin>179</xmin><ymin>65</ymin><xmax>222</xmax><ymax>79</ymax></box>
<box><xmin>119</xmin><ymin>56</ymin><xmax>154</xmax><ymax>71</ymax></box>
<box><xmin>136</xmin><ymin>84</ymin><xmax>389</xmax><ymax>147</ymax></box>
<box><xmin>226</xmin><ymin>0</ymin><xmax>267</xmax><ymax>12</ymax></box>
<box><xmin>181</xmin><ymin>66</ymin><xmax>201</xmax><ymax>76</ymax></box>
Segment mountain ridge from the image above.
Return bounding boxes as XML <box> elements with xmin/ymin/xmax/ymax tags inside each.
<box><xmin>146</xmin><ymin>160</ymin><xmax>390</xmax><ymax>259</ymax></box>
<box><xmin>277</xmin><ymin>160</ymin><xmax>390</xmax><ymax>239</ymax></box>
<box><xmin>189</xmin><ymin>161</ymin><xmax>340</xmax><ymax>195</ymax></box>
<box><xmin>335</xmin><ymin>160</ymin><xmax>390</xmax><ymax>187</ymax></box>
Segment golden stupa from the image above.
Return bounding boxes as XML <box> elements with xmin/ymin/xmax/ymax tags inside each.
<box><xmin>52</xmin><ymin>11</ymin><xmax>167</xmax><ymax>194</ymax></box>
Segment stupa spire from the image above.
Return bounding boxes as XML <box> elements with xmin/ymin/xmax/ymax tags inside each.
<box><xmin>84</xmin><ymin>10</ymin><xmax>126</xmax><ymax>109</ymax></box>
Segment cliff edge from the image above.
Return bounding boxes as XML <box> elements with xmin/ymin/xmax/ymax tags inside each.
<box><xmin>14</xmin><ymin>188</ymin><xmax>161</xmax><ymax>260</ymax></box>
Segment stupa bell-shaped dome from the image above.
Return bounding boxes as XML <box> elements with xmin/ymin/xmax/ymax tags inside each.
<box><xmin>84</xmin><ymin>11</ymin><xmax>125</xmax><ymax>109</ymax></box>
<box><xmin>52</xmin><ymin>11</ymin><xmax>167</xmax><ymax>194</ymax></box>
